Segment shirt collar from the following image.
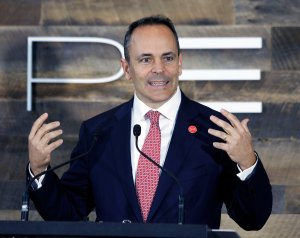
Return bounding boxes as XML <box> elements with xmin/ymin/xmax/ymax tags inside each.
<box><xmin>132</xmin><ymin>86</ymin><xmax>181</xmax><ymax>122</ymax></box>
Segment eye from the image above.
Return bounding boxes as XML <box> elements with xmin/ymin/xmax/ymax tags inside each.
<box><xmin>163</xmin><ymin>55</ymin><xmax>175</xmax><ymax>63</ymax></box>
<box><xmin>139</xmin><ymin>57</ymin><xmax>152</xmax><ymax>64</ymax></box>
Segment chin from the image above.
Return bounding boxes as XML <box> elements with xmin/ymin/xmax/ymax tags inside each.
<box><xmin>151</xmin><ymin>95</ymin><xmax>173</xmax><ymax>104</ymax></box>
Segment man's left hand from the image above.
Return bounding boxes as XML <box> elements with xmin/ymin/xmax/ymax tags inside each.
<box><xmin>208</xmin><ymin>109</ymin><xmax>256</xmax><ymax>170</ymax></box>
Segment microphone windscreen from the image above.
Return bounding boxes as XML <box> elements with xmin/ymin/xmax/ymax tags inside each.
<box><xmin>133</xmin><ymin>124</ymin><xmax>141</xmax><ymax>136</ymax></box>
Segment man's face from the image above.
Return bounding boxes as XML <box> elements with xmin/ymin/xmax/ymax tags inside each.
<box><xmin>121</xmin><ymin>24</ymin><xmax>182</xmax><ymax>108</ymax></box>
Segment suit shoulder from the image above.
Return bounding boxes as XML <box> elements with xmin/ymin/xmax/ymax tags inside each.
<box><xmin>81</xmin><ymin>99</ymin><xmax>133</xmax><ymax>133</ymax></box>
<box><xmin>181</xmin><ymin>95</ymin><xmax>229</xmax><ymax>135</ymax></box>
<box><xmin>183</xmin><ymin>95</ymin><xmax>223</xmax><ymax>119</ymax></box>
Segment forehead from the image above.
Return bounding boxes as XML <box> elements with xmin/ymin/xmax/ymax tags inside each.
<box><xmin>129</xmin><ymin>24</ymin><xmax>178</xmax><ymax>54</ymax></box>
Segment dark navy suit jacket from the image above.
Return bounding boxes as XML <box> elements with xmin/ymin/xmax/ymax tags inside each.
<box><xmin>29</xmin><ymin>92</ymin><xmax>272</xmax><ymax>230</ymax></box>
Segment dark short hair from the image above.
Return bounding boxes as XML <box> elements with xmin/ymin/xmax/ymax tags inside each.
<box><xmin>123</xmin><ymin>15</ymin><xmax>180</xmax><ymax>62</ymax></box>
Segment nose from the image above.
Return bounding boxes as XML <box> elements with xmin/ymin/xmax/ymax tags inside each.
<box><xmin>151</xmin><ymin>59</ymin><xmax>164</xmax><ymax>74</ymax></box>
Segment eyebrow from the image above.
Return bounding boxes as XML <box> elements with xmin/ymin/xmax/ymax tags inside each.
<box><xmin>162</xmin><ymin>52</ymin><xmax>176</xmax><ymax>56</ymax></box>
<box><xmin>138</xmin><ymin>53</ymin><xmax>152</xmax><ymax>58</ymax></box>
<box><xmin>136</xmin><ymin>51</ymin><xmax>176</xmax><ymax>59</ymax></box>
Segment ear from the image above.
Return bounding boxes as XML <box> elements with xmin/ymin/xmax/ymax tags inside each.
<box><xmin>120</xmin><ymin>58</ymin><xmax>131</xmax><ymax>80</ymax></box>
<box><xmin>178</xmin><ymin>53</ymin><xmax>183</xmax><ymax>76</ymax></box>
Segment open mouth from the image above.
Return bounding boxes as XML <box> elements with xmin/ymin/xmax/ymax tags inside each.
<box><xmin>149</xmin><ymin>81</ymin><xmax>169</xmax><ymax>87</ymax></box>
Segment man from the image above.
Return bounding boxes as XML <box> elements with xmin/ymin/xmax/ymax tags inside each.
<box><xmin>27</xmin><ymin>15</ymin><xmax>272</xmax><ymax>230</ymax></box>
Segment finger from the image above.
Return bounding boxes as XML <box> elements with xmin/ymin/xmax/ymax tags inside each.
<box><xmin>39</xmin><ymin>129</ymin><xmax>63</xmax><ymax>146</ymax></box>
<box><xmin>220</xmin><ymin>109</ymin><xmax>244</xmax><ymax>132</ymax></box>
<box><xmin>35</xmin><ymin>121</ymin><xmax>61</xmax><ymax>142</ymax></box>
<box><xmin>208</xmin><ymin>128</ymin><xmax>230</xmax><ymax>142</ymax></box>
<box><xmin>210</xmin><ymin>115</ymin><xmax>235</xmax><ymax>135</ymax></box>
<box><xmin>29</xmin><ymin>113</ymin><xmax>48</xmax><ymax>140</ymax></box>
<box><xmin>212</xmin><ymin>141</ymin><xmax>228</xmax><ymax>151</ymax></box>
<box><xmin>44</xmin><ymin>138</ymin><xmax>64</xmax><ymax>155</ymax></box>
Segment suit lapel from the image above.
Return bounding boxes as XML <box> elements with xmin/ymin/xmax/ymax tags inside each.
<box><xmin>110</xmin><ymin>99</ymin><xmax>143</xmax><ymax>222</ymax></box>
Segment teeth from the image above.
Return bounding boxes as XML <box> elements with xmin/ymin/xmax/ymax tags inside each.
<box><xmin>150</xmin><ymin>81</ymin><xmax>167</xmax><ymax>86</ymax></box>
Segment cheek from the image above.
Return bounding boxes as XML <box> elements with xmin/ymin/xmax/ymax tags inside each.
<box><xmin>130</xmin><ymin>65</ymin><xmax>147</xmax><ymax>77</ymax></box>
<box><xmin>165</xmin><ymin>63</ymin><xmax>181</xmax><ymax>76</ymax></box>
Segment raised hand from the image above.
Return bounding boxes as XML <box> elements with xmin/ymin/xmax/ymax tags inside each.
<box><xmin>208</xmin><ymin>109</ymin><xmax>256</xmax><ymax>170</ymax></box>
<box><xmin>28</xmin><ymin>113</ymin><xmax>63</xmax><ymax>175</ymax></box>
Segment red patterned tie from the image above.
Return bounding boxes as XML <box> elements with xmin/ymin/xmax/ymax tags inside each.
<box><xmin>136</xmin><ymin>110</ymin><xmax>161</xmax><ymax>222</ymax></box>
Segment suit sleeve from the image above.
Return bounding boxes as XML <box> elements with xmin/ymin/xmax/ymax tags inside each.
<box><xmin>222</xmin><ymin>154</ymin><xmax>273</xmax><ymax>230</ymax></box>
<box><xmin>28</xmin><ymin>122</ymin><xmax>95</xmax><ymax>221</ymax></box>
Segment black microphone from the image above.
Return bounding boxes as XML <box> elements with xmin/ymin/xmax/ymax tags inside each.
<box><xmin>133</xmin><ymin>124</ymin><xmax>184</xmax><ymax>225</ymax></box>
<box><xmin>21</xmin><ymin>129</ymin><xmax>100</xmax><ymax>221</ymax></box>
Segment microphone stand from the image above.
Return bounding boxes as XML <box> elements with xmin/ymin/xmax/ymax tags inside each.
<box><xmin>133</xmin><ymin>125</ymin><xmax>184</xmax><ymax>225</ymax></box>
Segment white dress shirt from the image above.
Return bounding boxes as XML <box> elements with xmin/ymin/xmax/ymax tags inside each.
<box><xmin>130</xmin><ymin>87</ymin><xmax>181</xmax><ymax>183</ymax></box>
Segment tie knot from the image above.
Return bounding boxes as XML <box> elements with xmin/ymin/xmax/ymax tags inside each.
<box><xmin>146</xmin><ymin>110</ymin><xmax>160</xmax><ymax>125</ymax></box>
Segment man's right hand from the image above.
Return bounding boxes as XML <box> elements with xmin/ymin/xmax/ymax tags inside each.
<box><xmin>28</xmin><ymin>113</ymin><xmax>63</xmax><ymax>175</ymax></box>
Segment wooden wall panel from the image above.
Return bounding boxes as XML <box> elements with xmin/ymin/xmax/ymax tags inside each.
<box><xmin>256</xmin><ymin>139</ymin><xmax>300</xmax><ymax>186</ymax></box>
<box><xmin>235</xmin><ymin>0</ymin><xmax>300</xmax><ymax>25</ymax></box>
<box><xmin>193</xmin><ymin>72</ymin><xmax>300</xmax><ymax>103</ymax></box>
<box><xmin>221</xmin><ymin>214</ymin><xmax>300</xmax><ymax>238</ymax></box>
<box><xmin>177</xmin><ymin>25</ymin><xmax>271</xmax><ymax>70</ymax></box>
<box><xmin>0</xmin><ymin>26</ymin><xmax>126</xmax><ymax>100</ymax></box>
<box><xmin>0</xmin><ymin>181</ymin><xmax>24</xmax><ymax>209</ymax></box>
<box><xmin>41</xmin><ymin>0</ymin><xmax>234</xmax><ymax>26</ymax></box>
<box><xmin>272</xmin><ymin>27</ymin><xmax>300</xmax><ymax>70</ymax></box>
<box><xmin>0</xmin><ymin>0</ymin><xmax>41</xmax><ymax>25</ymax></box>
